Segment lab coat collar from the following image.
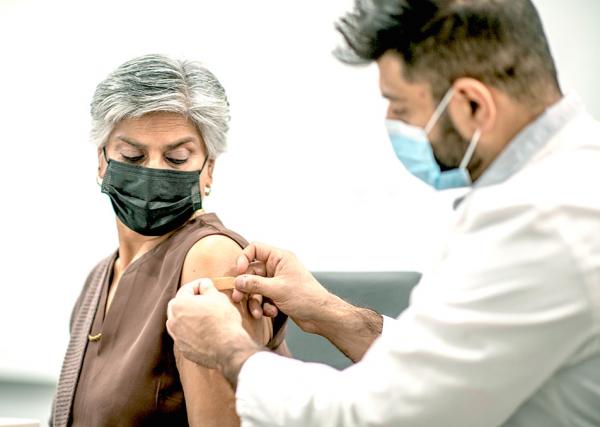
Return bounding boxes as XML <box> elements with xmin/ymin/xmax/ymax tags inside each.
<box><xmin>453</xmin><ymin>92</ymin><xmax>584</xmax><ymax>209</ymax></box>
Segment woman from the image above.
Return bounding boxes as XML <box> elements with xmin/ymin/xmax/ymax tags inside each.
<box><xmin>51</xmin><ymin>54</ymin><xmax>288</xmax><ymax>427</ymax></box>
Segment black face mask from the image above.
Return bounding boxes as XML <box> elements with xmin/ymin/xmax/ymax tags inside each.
<box><xmin>100</xmin><ymin>152</ymin><xmax>209</xmax><ymax>236</ymax></box>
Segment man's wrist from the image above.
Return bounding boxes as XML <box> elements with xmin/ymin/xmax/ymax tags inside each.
<box><xmin>218</xmin><ymin>331</ymin><xmax>263</xmax><ymax>390</ymax></box>
<box><xmin>308</xmin><ymin>293</ymin><xmax>383</xmax><ymax>362</ymax></box>
<box><xmin>313</xmin><ymin>293</ymin><xmax>381</xmax><ymax>336</ymax></box>
<box><xmin>296</xmin><ymin>292</ymin><xmax>345</xmax><ymax>334</ymax></box>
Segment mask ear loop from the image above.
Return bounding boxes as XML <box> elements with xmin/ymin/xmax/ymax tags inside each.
<box><xmin>459</xmin><ymin>128</ymin><xmax>481</xmax><ymax>171</ymax></box>
<box><xmin>198</xmin><ymin>154</ymin><xmax>210</xmax><ymax>174</ymax></box>
<box><xmin>425</xmin><ymin>88</ymin><xmax>455</xmax><ymax>135</ymax></box>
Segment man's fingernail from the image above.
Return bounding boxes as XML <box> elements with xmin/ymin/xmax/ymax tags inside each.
<box><xmin>198</xmin><ymin>278</ymin><xmax>212</xmax><ymax>292</ymax></box>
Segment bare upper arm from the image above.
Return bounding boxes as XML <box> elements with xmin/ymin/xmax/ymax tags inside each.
<box><xmin>176</xmin><ymin>234</ymin><xmax>272</xmax><ymax>426</ymax></box>
<box><xmin>180</xmin><ymin>234</ymin><xmax>242</xmax><ymax>285</ymax></box>
<box><xmin>181</xmin><ymin>234</ymin><xmax>273</xmax><ymax>341</ymax></box>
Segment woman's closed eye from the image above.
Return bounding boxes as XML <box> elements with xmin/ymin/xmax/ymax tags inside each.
<box><xmin>165</xmin><ymin>148</ymin><xmax>190</xmax><ymax>165</ymax></box>
<box><xmin>121</xmin><ymin>153</ymin><xmax>145</xmax><ymax>163</ymax></box>
<box><xmin>117</xmin><ymin>148</ymin><xmax>191</xmax><ymax>166</ymax></box>
<box><xmin>166</xmin><ymin>156</ymin><xmax>188</xmax><ymax>165</ymax></box>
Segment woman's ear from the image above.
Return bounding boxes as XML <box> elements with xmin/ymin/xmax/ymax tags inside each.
<box><xmin>448</xmin><ymin>78</ymin><xmax>497</xmax><ymax>140</ymax></box>
<box><xmin>201</xmin><ymin>159</ymin><xmax>215</xmax><ymax>197</ymax></box>
<box><xmin>97</xmin><ymin>146</ymin><xmax>107</xmax><ymax>179</ymax></box>
<box><xmin>207</xmin><ymin>158</ymin><xmax>215</xmax><ymax>183</ymax></box>
<box><xmin>207</xmin><ymin>159</ymin><xmax>215</xmax><ymax>184</ymax></box>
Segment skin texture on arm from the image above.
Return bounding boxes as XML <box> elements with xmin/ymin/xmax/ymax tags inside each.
<box><xmin>175</xmin><ymin>234</ymin><xmax>272</xmax><ymax>427</ymax></box>
<box><xmin>301</xmin><ymin>293</ymin><xmax>382</xmax><ymax>362</ymax></box>
<box><xmin>233</xmin><ymin>243</ymin><xmax>383</xmax><ymax>362</ymax></box>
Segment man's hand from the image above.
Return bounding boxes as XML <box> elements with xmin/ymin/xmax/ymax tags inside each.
<box><xmin>231</xmin><ymin>242</ymin><xmax>384</xmax><ymax>362</ymax></box>
<box><xmin>231</xmin><ymin>242</ymin><xmax>332</xmax><ymax>334</ymax></box>
<box><xmin>167</xmin><ymin>279</ymin><xmax>261</xmax><ymax>387</ymax></box>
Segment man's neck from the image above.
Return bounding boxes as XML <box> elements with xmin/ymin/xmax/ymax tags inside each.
<box><xmin>471</xmin><ymin>91</ymin><xmax>563</xmax><ymax>182</ymax></box>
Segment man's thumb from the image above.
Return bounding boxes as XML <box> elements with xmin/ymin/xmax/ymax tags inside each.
<box><xmin>235</xmin><ymin>274</ymin><xmax>275</xmax><ymax>298</ymax></box>
<box><xmin>198</xmin><ymin>278</ymin><xmax>219</xmax><ymax>295</ymax></box>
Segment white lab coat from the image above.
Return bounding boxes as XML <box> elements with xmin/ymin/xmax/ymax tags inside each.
<box><xmin>236</xmin><ymin>95</ymin><xmax>600</xmax><ymax>426</ymax></box>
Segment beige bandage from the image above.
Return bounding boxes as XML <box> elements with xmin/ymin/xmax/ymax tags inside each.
<box><xmin>210</xmin><ymin>276</ymin><xmax>236</xmax><ymax>291</ymax></box>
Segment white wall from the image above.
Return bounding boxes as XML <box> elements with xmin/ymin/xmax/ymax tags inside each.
<box><xmin>0</xmin><ymin>0</ymin><xmax>598</xmax><ymax>383</ymax></box>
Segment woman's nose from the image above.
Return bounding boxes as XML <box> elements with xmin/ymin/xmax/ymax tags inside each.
<box><xmin>146</xmin><ymin>155</ymin><xmax>164</xmax><ymax>169</ymax></box>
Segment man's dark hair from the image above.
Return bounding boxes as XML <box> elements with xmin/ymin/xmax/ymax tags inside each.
<box><xmin>335</xmin><ymin>0</ymin><xmax>561</xmax><ymax>104</ymax></box>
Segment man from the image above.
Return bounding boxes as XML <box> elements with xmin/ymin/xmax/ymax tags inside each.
<box><xmin>167</xmin><ymin>0</ymin><xmax>600</xmax><ymax>425</ymax></box>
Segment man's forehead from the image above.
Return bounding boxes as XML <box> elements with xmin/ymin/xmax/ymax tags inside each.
<box><xmin>377</xmin><ymin>52</ymin><xmax>433</xmax><ymax>104</ymax></box>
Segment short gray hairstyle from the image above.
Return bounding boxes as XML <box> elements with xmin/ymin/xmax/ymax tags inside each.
<box><xmin>90</xmin><ymin>54</ymin><xmax>230</xmax><ymax>158</ymax></box>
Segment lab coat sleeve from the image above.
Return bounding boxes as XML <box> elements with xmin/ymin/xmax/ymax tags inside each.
<box><xmin>235</xmin><ymin>203</ymin><xmax>594</xmax><ymax>427</ymax></box>
<box><xmin>381</xmin><ymin>315</ymin><xmax>400</xmax><ymax>335</ymax></box>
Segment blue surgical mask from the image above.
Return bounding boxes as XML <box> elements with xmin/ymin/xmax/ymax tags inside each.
<box><xmin>386</xmin><ymin>88</ymin><xmax>481</xmax><ymax>190</ymax></box>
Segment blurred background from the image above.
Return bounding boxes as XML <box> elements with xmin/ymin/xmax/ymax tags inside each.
<box><xmin>0</xmin><ymin>0</ymin><xmax>598</xmax><ymax>424</ymax></box>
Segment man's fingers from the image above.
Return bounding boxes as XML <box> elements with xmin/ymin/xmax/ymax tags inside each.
<box><xmin>198</xmin><ymin>278</ymin><xmax>219</xmax><ymax>295</ymax></box>
<box><xmin>167</xmin><ymin>299</ymin><xmax>175</xmax><ymax>322</ymax></box>
<box><xmin>230</xmin><ymin>290</ymin><xmax>279</xmax><ymax>318</ymax></box>
<box><xmin>231</xmin><ymin>288</ymin><xmax>244</xmax><ymax>303</ymax></box>
<box><xmin>234</xmin><ymin>274</ymin><xmax>276</xmax><ymax>299</ymax></box>
<box><xmin>166</xmin><ymin>299</ymin><xmax>179</xmax><ymax>339</ymax></box>
<box><xmin>237</xmin><ymin>241</ymin><xmax>273</xmax><ymax>273</ymax></box>
<box><xmin>246</xmin><ymin>261</ymin><xmax>267</xmax><ymax>277</ymax></box>
<box><xmin>263</xmin><ymin>302</ymin><xmax>278</xmax><ymax>318</ymax></box>
<box><xmin>165</xmin><ymin>318</ymin><xmax>174</xmax><ymax>338</ymax></box>
<box><xmin>177</xmin><ymin>281</ymin><xmax>201</xmax><ymax>297</ymax></box>
<box><xmin>241</xmin><ymin>242</ymin><xmax>285</xmax><ymax>275</ymax></box>
<box><xmin>248</xmin><ymin>294</ymin><xmax>263</xmax><ymax>319</ymax></box>
<box><xmin>239</xmin><ymin>242</ymin><xmax>263</xmax><ymax>266</ymax></box>
<box><xmin>237</xmin><ymin>255</ymin><xmax>266</xmax><ymax>277</ymax></box>
<box><xmin>236</xmin><ymin>253</ymin><xmax>250</xmax><ymax>275</ymax></box>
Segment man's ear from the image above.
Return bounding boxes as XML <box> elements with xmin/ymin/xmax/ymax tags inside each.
<box><xmin>448</xmin><ymin>78</ymin><xmax>497</xmax><ymax>140</ymax></box>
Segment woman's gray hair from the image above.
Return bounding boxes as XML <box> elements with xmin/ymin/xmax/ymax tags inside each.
<box><xmin>90</xmin><ymin>54</ymin><xmax>230</xmax><ymax>158</ymax></box>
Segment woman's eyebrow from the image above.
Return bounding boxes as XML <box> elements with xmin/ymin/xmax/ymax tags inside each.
<box><xmin>165</xmin><ymin>138</ymin><xmax>197</xmax><ymax>150</ymax></box>
<box><xmin>115</xmin><ymin>136</ymin><xmax>197</xmax><ymax>150</ymax></box>
<box><xmin>116</xmin><ymin>136</ymin><xmax>146</xmax><ymax>149</ymax></box>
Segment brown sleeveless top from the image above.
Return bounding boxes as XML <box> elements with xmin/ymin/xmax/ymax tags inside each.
<box><xmin>51</xmin><ymin>213</ymin><xmax>286</xmax><ymax>427</ymax></box>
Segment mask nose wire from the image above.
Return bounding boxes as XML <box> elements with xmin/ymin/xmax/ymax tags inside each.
<box><xmin>424</xmin><ymin>88</ymin><xmax>455</xmax><ymax>135</ymax></box>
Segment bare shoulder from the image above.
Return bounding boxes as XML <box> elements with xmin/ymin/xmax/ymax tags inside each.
<box><xmin>181</xmin><ymin>234</ymin><xmax>243</xmax><ymax>285</ymax></box>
